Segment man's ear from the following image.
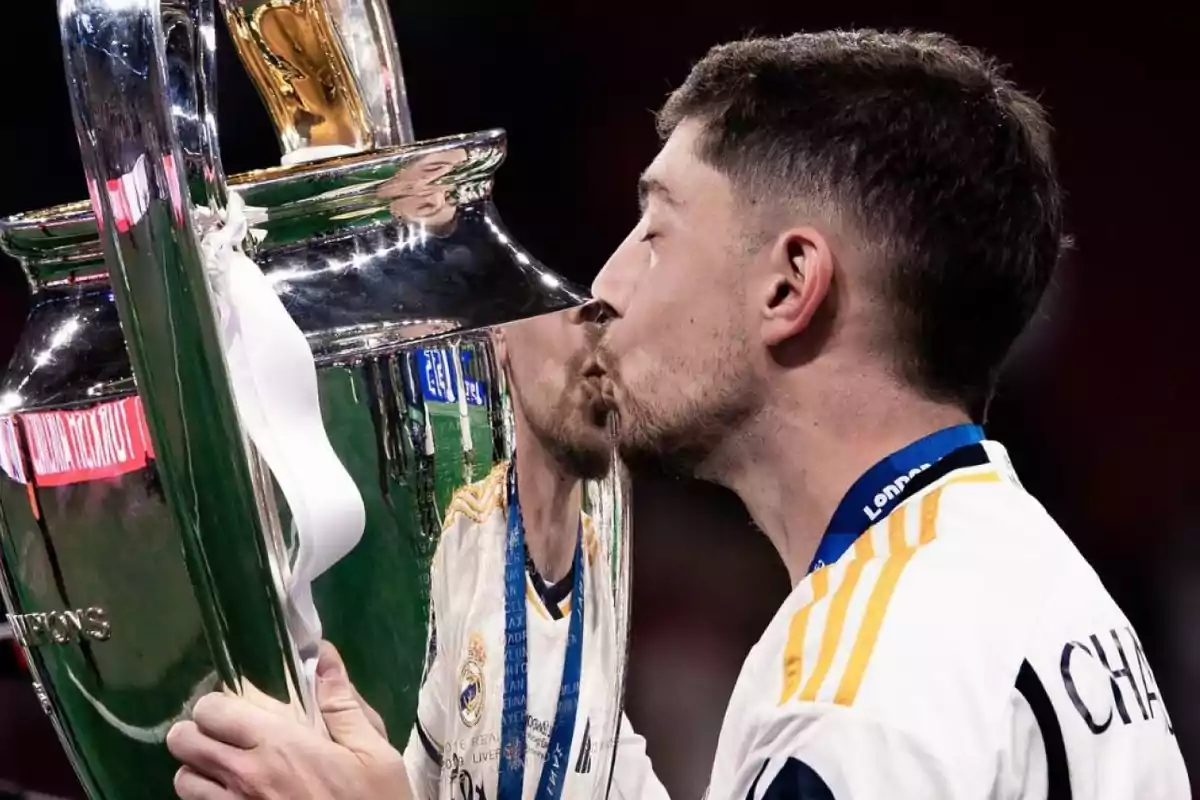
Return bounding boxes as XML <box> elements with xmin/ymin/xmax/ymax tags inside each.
<box><xmin>759</xmin><ymin>227</ymin><xmax>833</xmax><ymax>347</ymax></box>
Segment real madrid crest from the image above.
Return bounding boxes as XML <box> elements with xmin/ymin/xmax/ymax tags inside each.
<box><xmin>458</xmin><ymin>632</ymin><xmax>486</xmax><ymax>727</ymax></box>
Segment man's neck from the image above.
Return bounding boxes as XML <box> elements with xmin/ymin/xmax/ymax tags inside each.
<box><xmin>713</xmin><ymin>384</ymin><xmax>971</xmax><ymax>588</ymax></box>
<box><xmin>514</xmin><ymin>426</ymin><xmax>580</xmax><ymax>584</ymax></box>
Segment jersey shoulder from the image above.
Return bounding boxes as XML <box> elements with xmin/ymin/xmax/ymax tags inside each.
<box><xmin>442</xmin><ymin>460</ymin><xmax>508</xmax><ymax>530</ymax></box>
<box><xmin>913</xmin><ymin>452</ymin><xmax>1129</xmax><ymax>639</ymax></box>
<box><xmin>726</xmin><ymin>445</ymin><xmax>1187</xmax><ymax>799</ymax></box>
<box><xmin>772</xmin><ymin>461</ymin><xmax>1043</xmax><ymax>701</ymax></box>
<box><xmin>440</xmin><ymin>458</ymin><xmax>606</xmax><ymax>567</ymax></box>
<box><xmin>764</xmin><ymin>459</ymin><xmax>1110</xmax><ymax>775</ymax></box>
<box><xmin>435</xmin><ymin>460</ymin><xmax>509</xmax><ymax>575</ymax></box>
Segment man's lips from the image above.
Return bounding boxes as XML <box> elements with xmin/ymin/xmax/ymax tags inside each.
<box><xmin>581</xmin><ymin>357</ymin><xmax>606</xmax><ymax>381</ymax></box>
<box><xmin>580</xmin><ymin>358</ymin><xmax>617</xmax><ymax>410</ymax></box>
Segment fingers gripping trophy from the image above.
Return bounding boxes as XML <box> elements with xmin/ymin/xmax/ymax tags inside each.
<box><xmin>0</xmin><ymin>2</ymin><xmax>633</xmax><ymax>798</ymax></box>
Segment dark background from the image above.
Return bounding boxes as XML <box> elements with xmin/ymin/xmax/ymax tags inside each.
<box><xmin>0</xmin><ymin>2</ymin><xmax>1195</xmax><ymax>797</ymax></box>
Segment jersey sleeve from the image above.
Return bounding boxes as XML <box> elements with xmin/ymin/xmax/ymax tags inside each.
<box><xmin>609</xmin><ymin>713</ymin><xmax>672</xmax><ymax>800</ymax></box>
<box><xmin>733</xmin><ymin>706</ymin><xmax>959</xmax><ymax>800</ymax></box>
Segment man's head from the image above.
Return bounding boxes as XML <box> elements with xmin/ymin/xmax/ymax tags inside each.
<box><xmin>496</xmin><ymin>306</ymin><xmax>613</xmax><ymax>479</ymax></box>
<box><xmin>592</xmin><ymin>29</ymin><xmax>1064</xmax><ymax>475</ymax></box>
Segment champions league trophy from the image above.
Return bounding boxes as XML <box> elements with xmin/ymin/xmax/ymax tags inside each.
<box><xmin>0</xmin><ymin>2</ymin><xmax>631</xmax><ymax>798</ymax></box>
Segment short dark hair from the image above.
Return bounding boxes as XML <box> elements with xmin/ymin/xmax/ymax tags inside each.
<box><xmin>658</xmin><ymin>29</ymin><xmax>1065</xmax><ymax>420</ymax></box>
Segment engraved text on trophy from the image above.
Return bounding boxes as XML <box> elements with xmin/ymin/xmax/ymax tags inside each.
<box><xmin>9</xmin><ymin>609</ymin><xmax>113</xmax><ymax>647</ymax></box>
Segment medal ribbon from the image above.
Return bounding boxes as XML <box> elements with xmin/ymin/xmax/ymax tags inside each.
<box><xmin>498</xmin><ymin>462</ymin><xmax>585</xmax><ymax>800</ymax></box>
<box><xmin>807</xmin><ymin>424</ymin><xmax>985</xmax><ymax>574</ymax></box>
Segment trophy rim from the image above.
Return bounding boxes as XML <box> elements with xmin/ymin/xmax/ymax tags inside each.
<box><xmin>235</xmin><ymin>128</ymin><xmax>506</xmax><ymax>192</ymax></box>
<box><xmin>0</xmin><ymin>128</ymin><xmax>509</xmax><ymax>269</ymax></box>
<box><xmin>0</xmin><ymin>123</ymin><xmax>593</xmax><ymax>414</ymax></box>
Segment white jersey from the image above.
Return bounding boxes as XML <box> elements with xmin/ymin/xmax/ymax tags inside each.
<box><xmin>708</xmin><ymin>439</ymin><xmax>1188</xmax><ymax>799</ymax></box>
<box><xmin>404</xmin><ymin>462</ymin><xmax>667</xmax><ymax>800</ymax></box>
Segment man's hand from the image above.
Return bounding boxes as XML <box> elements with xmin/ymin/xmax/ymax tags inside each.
<box><xmin>166</xmin><ymin>641</ymin><xmax>412</xmax><ymax>799</ymax></box>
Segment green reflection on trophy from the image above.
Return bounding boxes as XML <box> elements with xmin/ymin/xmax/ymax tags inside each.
<box><xmin>0</xmin><ymin>2</ymin><xmax>620</xmax><ymax>798</ymax></box>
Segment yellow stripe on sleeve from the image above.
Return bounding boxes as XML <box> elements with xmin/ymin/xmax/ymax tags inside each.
<box><xmin>949</xmin><ymin>471</ymin><xmax>1002</xmax><ymax>487</ymax></box>
<box><xmin>779</xmin><ymin>567</ymin><xmax>831</xmax><ymax>704</ymax></box>
<box><xmin>918</xmin><ymin>486</ymin><xmax>942</xmax><ymax>545</ymax></box>
<box><xmin>833</xmin><ymin>469</ymin><xmax>1001</xmax><ymax>705</ymax></box>
<box><xmin>779</xmin><ymin>468</ymin><xmax>1002</xmax><ymax>708</ymax></box>
<box><xmin>798</xmin><ymin>533</ymin><xmax>875</xmax><ymax>702</ymax></box>
<box><xmin>833</xmin><ymin>512</ymin><xmax>917</xmax><ymax>705</ymax></box>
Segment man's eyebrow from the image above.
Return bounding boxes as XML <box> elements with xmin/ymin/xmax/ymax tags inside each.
<box><xmin>637</xmin><ymin>175</ymin><xmax>678</xmax><ymax>212</ymax></box>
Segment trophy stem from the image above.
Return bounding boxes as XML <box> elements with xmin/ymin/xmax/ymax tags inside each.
<box><xmin>218</xmin><ymin>0</ymin><xmax>415</xmax><ymax>163</ymax></box>
<box><xmin>58</xmin><ymin>0</ymin><xmax>302</xmax><ymax>704</ymax></box>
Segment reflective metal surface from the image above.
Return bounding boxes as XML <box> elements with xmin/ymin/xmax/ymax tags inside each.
<box><xmin>61</xmin><ymin>0</ymin><xmax>296</xmax><ymax>721</ymax></box>
<box><xmin>0</xmin><ymin>132</ymin><xmax>586</xmax><ymax>413</ymax></box>
<box><xmin>402</xmin><ymin>310</ymin><xmax>631</xmax><ymax>800</ymax></box>
<box><xmin>0</xmin><ymin>0</ymin><xmax>630</xmax><ymax>798</ymax></box>
<box><xmin>0</xmin><ymin>306</ymin><xmax>629</xmax><ymax>800</ymax></box>
<box><xmin>219</xmin><ymin>0</ymin><xmax>414</xmax><ymax>162</ymax></box>
<box><xmin>163</xmin><ymin>0</ymin><xmax>229</xmax><ymax>211</ymax></box>
<box><xmin>323</xmin><ymin>0</ymin><xmax>413</xmax><ymax>147</ymax></box>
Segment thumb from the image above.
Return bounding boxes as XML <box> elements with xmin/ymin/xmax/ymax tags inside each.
<box><xmin>315</xmin><ymin>642</ymin><xmax>392</xmax><ymax>758</ymax></box>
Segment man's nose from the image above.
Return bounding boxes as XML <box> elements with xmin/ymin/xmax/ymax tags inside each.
<box><xmin>589</xmin><ymin>227</ymin><xmax>644</xmax><ymax>319</ymax></box>
<box><xmin>572</xmin><ymin>300</ymin><xmax>614</xmax><ymax>326</ymax></box>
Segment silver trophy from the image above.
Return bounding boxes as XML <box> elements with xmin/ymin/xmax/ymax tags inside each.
<box><xmin>0</xmin><ymin>2</ymin><xmax>631</xmax><ymax>798</ymax></box>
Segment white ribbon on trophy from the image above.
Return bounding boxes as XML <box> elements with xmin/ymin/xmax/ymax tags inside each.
<box><xmin>195</xmin><ymin>191</ymin><xmax>366</xmax><ymax>722</ymax></box>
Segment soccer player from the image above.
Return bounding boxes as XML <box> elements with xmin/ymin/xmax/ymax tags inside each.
<box><xmin>585</xmin><ymin>30</ymin><xmax>1188</xmax><ymax>798</ymax></box>
<box><xmin>403</xmin><ymin>308</ymin><xmax>666</xmax><ymax>799</ymax></box>
<box><xmin>165</xmin><ymin>29</ymin><xmax>1189</xmax><ymax>799</ymax></box>
<box><xmin>166</xmin><ymin>307</ymin><xmax>666</xmax><ymax>800</ymax></box>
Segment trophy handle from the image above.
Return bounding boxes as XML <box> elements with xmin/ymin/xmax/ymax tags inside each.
<box><xmin>328</xmin><ymin>0</ymin><xmax>414</xmax><ymax>147</ymax></box>
<box><xmin>58</xmin><ymin>0</ymin><xmax>306</xmax><ymax>706</ymax></box>
<box><xmin>162</xmin><ymin>0</ymin><xmax>229</xmax><ymax>212</ymax></box>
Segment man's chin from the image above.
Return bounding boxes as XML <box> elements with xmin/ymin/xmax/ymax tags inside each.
<box><xmin>613</xmin><ymin>419</ymin><xmax>708</xmax><ymax>480</ymax></box>
<box><xmin>554</xmin><ymin>421</ymin><xmax>617</xmax><ymax>481</ymax></box>
<box><xmin>615</xmin><ymin>444</ymin><xmax>688</xmax><ymax>479</ymax></box>
<box><xmin>559</xmin><ymin>445</ymin><xmax>615</xmax><ymax>482</ymax></box>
